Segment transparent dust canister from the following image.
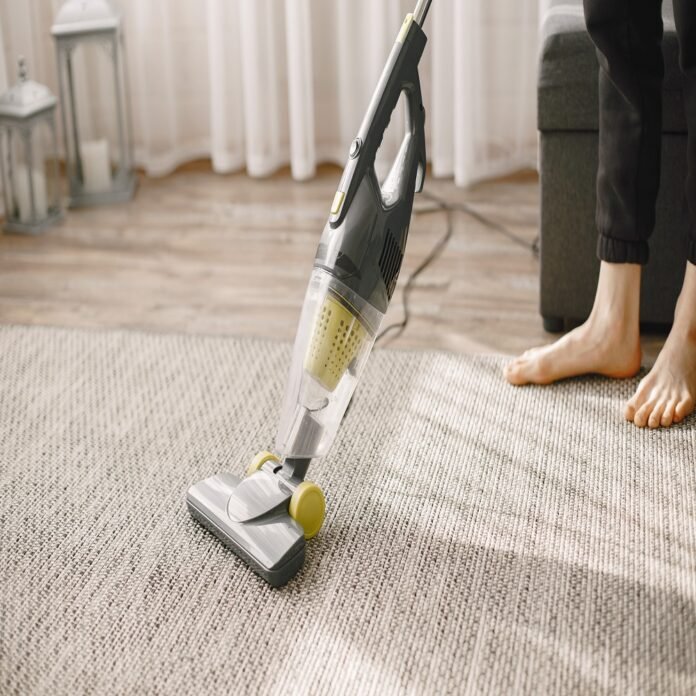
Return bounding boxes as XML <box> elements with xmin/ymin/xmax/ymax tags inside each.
<box><xmin>276</xmin><ymin>268</ymin><xmax>385</xmax><ymax>459</ymax></box>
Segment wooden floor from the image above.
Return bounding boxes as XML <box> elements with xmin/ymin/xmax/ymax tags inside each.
<box><xmin>0</xmin><ymin>163</ymin><xmax>665</xmax><ymax>360</ymax></box>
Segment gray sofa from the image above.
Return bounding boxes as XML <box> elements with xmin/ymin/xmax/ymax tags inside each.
<box><xmin>538</xmin><ymin>0</ymin><xmax>690</xmax><ymax>332</ymax></box>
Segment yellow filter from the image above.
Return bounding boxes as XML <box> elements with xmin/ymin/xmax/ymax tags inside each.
<box><xmin>304</xmin><ymin>294</ymin><xmax>368</xmax><ymax>392</ymax></box>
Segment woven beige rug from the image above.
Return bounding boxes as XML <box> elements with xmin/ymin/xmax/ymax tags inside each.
<box><xmin>1</xmin><ymin>325</ymin><xmax>695</xmax><ymax>695</ymax></box>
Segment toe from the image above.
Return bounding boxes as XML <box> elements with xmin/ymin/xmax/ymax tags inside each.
<box><xmin>661</xmin><ymin>400</ymin><xmax>678</xmax><ymax>428</ymax></box>
<box><xmin>504</xmin><ymin>351</ymin><xmax>539</xmax><ymax>385</ymax></box>
<box><xmin>504</xmin><ymin>361</ymin><xmax>527</xmax><ymax>386</ymax></box>
<box><xmin>624</xmin><ymin>400</ymin><xmax>638</xmax><ymax>422</ymax></box>
<box><xmin>648</xmin><ymin>401</ymin><xmax>666</xmax><ymax>429</ymax></box>
<box><xmin>625</xmin><ymin>379</ymin><xmax>651</xmax><ymax>422</ymax></box>
<box><xmin>634</xmin><ymin>401</ymin><xmax>656</xmax><ymax>428</ymax></box>
<box><xmin>675</xmin><ymin>395</ymin><xmax>695</xmax><ymax>422</ymax></box>
<box><xmin>625</xmin><ymin>392</ymin><xmax>645</xmax><ymax>422</ymax></box>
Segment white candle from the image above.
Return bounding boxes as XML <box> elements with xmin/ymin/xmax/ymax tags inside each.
<box><xmin>81</xmin><ymin>139</ymin><xmax>111</xmax><ymax>193</ymax></box>
<box><xmin>14</xmin><ymin>165</ymin><xmax>48</xmax><ymax>223</ymax></box>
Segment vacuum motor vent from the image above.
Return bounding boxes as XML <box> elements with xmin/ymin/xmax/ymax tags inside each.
<box><xmin>304</xmin><ymin>294</ymin><xmax>368</xmax><ymax>392</ymax></box>
<box><xmin>378</xmin><ymin>229</ymin><xmax>403</xmax><ymax>299</ymax></box>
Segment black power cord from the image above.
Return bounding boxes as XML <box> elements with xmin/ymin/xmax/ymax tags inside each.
<box><xmin>374</xmin><ymin>189</ymin><xmax>539</xmax><ymax>348</ymax></box>
<box><xmin>427</xmin><ymin>191</ymin><xmax>540</xmax><ymax>255</ymax></box>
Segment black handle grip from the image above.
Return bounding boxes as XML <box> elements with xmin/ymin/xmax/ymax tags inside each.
<box><xmin>330</xmin><ymin>19</ymin><xmax>427</xmax><ymax>227</ymax></box>
<box><xmin>313</xmin><ymin>17</ymin><xmax>428</xmax><ymax>314</ymax></box>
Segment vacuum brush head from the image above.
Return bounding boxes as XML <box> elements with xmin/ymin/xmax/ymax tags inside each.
<box><xmin>187</xmin><ymin>472</ymin><xmax>306</xmax><ymax>587</ymax></box>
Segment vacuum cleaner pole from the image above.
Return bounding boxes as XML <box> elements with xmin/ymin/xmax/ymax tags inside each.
<box><xmin>414</xmin><ymin>0</ymin><xmax>433</xmax><ymax>27</ymax></box>
<box><xmin>188</xmin><ymin>0</ymin><xmax>433</xmax><ymax>588</ymax></box>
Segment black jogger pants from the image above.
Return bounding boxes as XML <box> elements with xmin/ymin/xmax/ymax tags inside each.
<box><xmin>584</xmin><ymin>0</ymin><xmax>696</xmax><ymax>265</ymax></box>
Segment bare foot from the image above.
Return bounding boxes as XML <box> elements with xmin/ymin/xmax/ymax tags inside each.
<box><xmin>504</xmin><ymin>314</ymin><xmax>641</xmax><ymax>385</ymax></box>
<box><xmin>505</xmin><ymin>262</ymin><xmax>642</xmax><ymax>386</ymax></box>
<box><xmin>625</xmin><ymin>262</ymin><xmax>696</xmax><ymax>429</ymax></box>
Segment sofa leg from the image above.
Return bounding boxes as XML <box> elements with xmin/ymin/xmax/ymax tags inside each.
<box><xmin>542</xmin><ymin>316</ymin><xmax>565</xmax><ymax>333</ymax></box>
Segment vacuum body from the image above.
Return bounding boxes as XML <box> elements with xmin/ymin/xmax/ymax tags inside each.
<box><xmin>277</xmin><ymin>14</ymin><xmax>427</xmax><ymax>460</ymax></box>
<box><xmin>188</xmin><ymin>3</ymin><xmax>431</xmax><ymax>587</ymax></box>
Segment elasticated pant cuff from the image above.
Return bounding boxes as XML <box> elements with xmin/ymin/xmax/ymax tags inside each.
<box><xmin>597</xmin><ymin>234</ymin><xmax>650</xmax><ymax>265</ymax></box>
<box><xmin>689</xmin><ymin>237</ymin><xmax>696</xmax><ymax>266</ymax></box>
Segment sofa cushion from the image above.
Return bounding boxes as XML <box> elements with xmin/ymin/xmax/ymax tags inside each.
<box><xmin>538</xmin><ymin>0</ymin><xmax>687</xmax><ymax>133</ymax></box>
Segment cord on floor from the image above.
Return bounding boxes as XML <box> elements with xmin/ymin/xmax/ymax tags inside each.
<box><xmin>374</xmin><ymin>189</ymin><xmax>539</xmax><ymax>349</ymax></box>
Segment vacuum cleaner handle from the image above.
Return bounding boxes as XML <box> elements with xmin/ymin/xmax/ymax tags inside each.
<box><xmin>329</xmin><ymin>16</ymin><xmax>427</xmax><ymax>231</ymax></box>
<box><xmin>313</xmin><ymin>13</ymin><xmax>429</xmax><ymax>316</ymax></box>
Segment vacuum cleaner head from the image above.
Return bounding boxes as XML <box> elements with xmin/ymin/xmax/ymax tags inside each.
<box><xmin>187</xmin><ymin>470</ymin><xmax>306</xmax><ymax>587</ymax></box>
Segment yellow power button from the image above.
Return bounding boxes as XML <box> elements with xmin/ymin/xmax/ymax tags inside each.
<box><xmin>331</xmin><ymin>191</ymin><xmax>345</xmax><ymax>216</ymax></box>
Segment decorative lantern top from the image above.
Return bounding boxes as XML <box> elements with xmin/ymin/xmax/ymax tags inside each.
<box><xmin>51</xmin><ymin>0</ymin><xmax>120</xmax><ymax>37</ymax></box>
<box><xmin>0</xmin><ymin>58</ymin><xmax>57</xmax><ymax>120</ymax></box>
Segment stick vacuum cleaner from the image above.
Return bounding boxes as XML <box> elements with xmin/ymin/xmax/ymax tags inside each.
<box><xmin>187</xmin><ymin>0</ymin><xmax>433</xmax><ymax>587</ymax></box>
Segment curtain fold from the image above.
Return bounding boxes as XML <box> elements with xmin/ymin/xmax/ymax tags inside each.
<box><xmin>0</xmin><ymin>0</ymin><xmax>546</xmax><ymax>188</ymax></box>
<box><xmin>284</xmin><ymin>0</ymin><xmax>315</xmax><ymax>181</ymax></box>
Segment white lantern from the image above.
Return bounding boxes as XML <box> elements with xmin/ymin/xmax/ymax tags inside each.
<box><xmin>0</xmin><ymin>58</ymin><xmax>63</xmax><ymax>235</ymax></box>
<box><xmin>52</xmin><ymin>0</ymin><xmax>136</xmax><ymax>207</ymax></box>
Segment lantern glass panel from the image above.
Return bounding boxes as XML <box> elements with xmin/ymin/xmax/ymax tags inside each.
<box><xmin>0</xmin><ymin>128</ymin><xmax>13</xmax><ymax>217</ymax></box>
<box><xmin>58</xmin><ymin>35</ymin><xmax>129</xmax><ymax>195</ymax></box>
<box><xmin>2</xmin><ymin>120</ymin><xmax>59</xmax><ymax>225</ymax></box>
<box><xmin>32</xmin><ymin>118</ymin><xmax>61</xmax><ymax>217</ymax></box>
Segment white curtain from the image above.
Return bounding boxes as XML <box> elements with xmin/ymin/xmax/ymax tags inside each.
<box><xmin>0</xmin><ymin>0</ymin><xmax>547</xmax><ymax>187</ymax></box>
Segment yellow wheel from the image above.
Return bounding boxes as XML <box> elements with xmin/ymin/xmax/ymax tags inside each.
<box><xmin>289</xmin><ymin>482</ymin><xmax>326</xmax><ymax>540</ymax></box>
<box><xmin>246</xmin><ymin>450</ymin><xmax>280</xmax><ymax>477</ymax></box>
